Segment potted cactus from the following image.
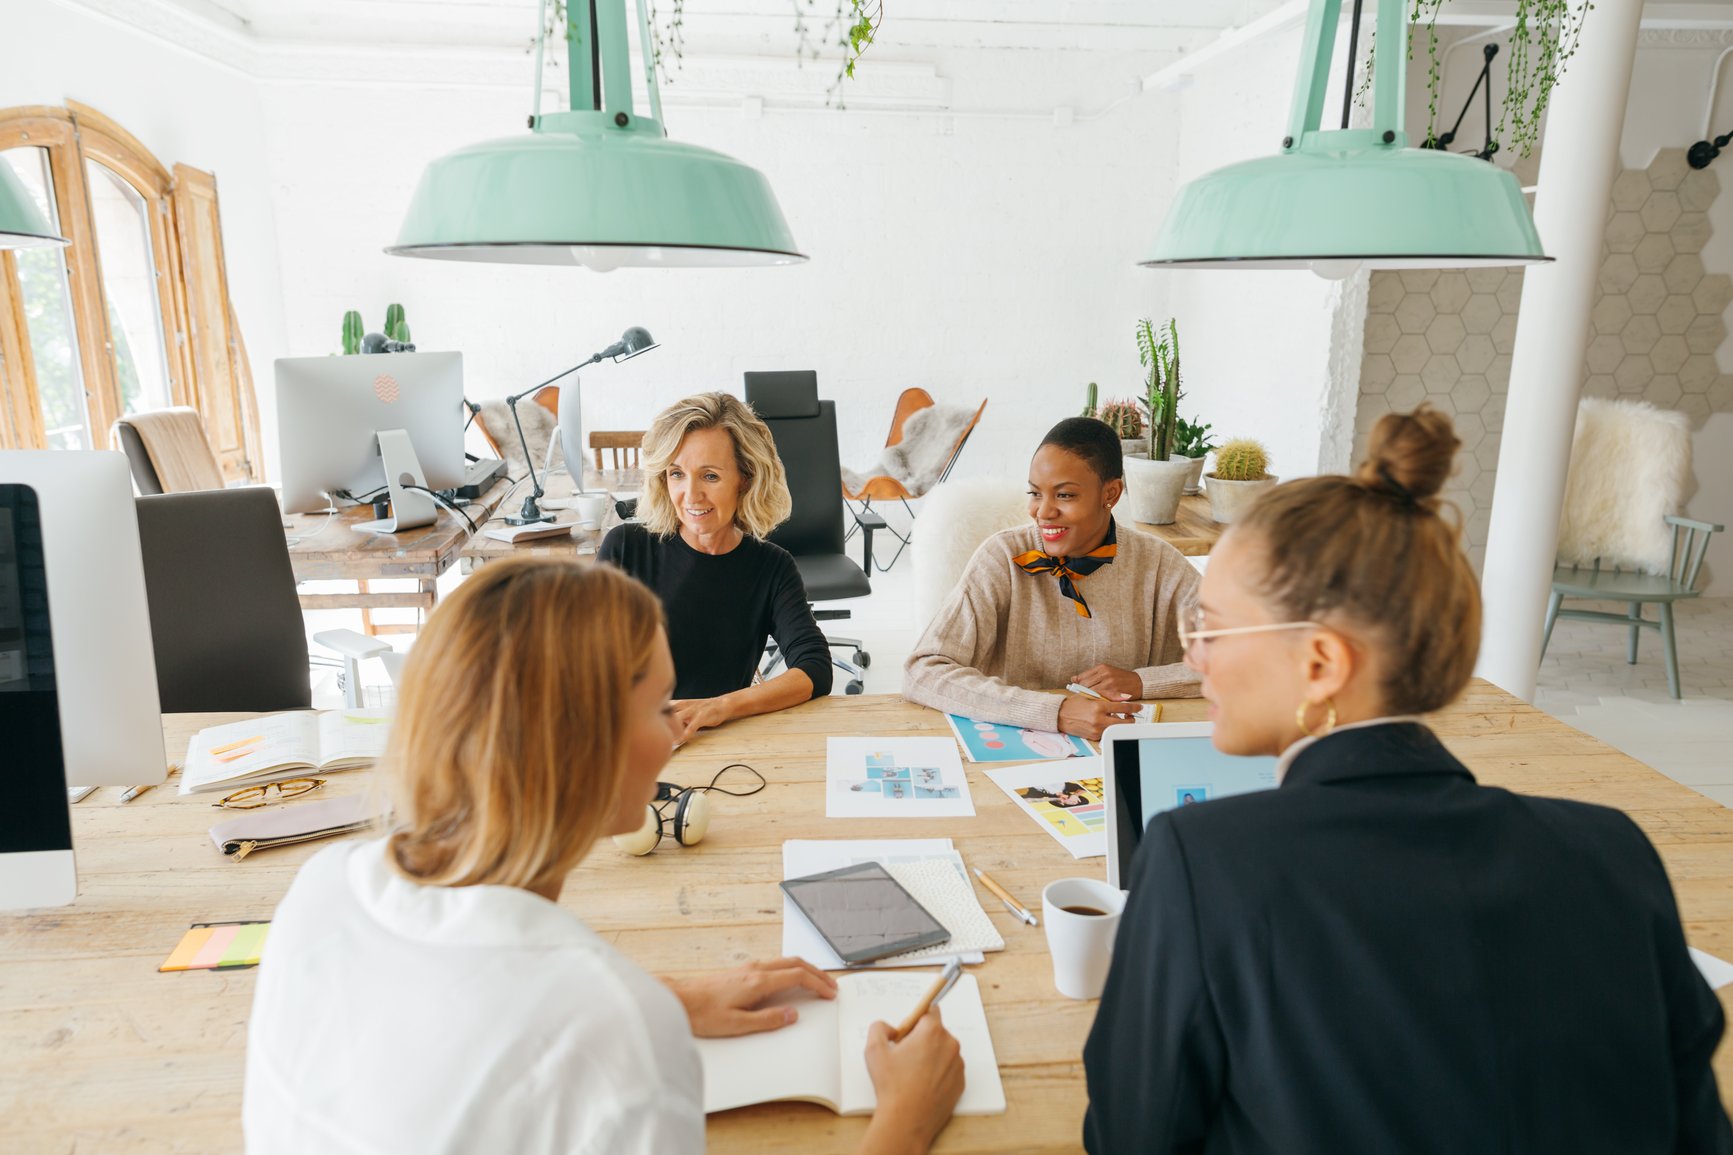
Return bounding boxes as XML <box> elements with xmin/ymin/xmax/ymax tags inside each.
<box><xmin>1080</xmin><ymin>381</ymin><xmax>1099</xmax><ymax>419</ymax></box>
<box><xmin>1122</xmin><ymin>317</ymin><xmax>1193</xmax><ymax>525</ymax></box>
<box><xmin>1099</xmin><ymin>399</ymin><xmax>1146</xmax><ymax>459</ymax></box>
<box><xmin>1204</xmin><ymin>438</ymin><xmax>1278</xmax><ymax>524</ymax></box>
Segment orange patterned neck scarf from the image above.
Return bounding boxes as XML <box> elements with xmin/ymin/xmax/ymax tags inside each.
<box><xmin>1012</xmin><ymin>523</ymin><xmax>1117</xmax><ymax>618</ymax></box>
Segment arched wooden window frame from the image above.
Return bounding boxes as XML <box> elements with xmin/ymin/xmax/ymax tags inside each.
<box><xmin>0</xmin><ymin>102</ymin><xmax>259</xmax><ymax>478</ymax></box>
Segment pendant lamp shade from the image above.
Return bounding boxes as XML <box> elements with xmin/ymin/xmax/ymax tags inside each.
<box><xmin>389</xmin><ymin>0</ymin><xmax>803</xmax><ymax>269</ymax></box>
<box><xmin>0</xmin><ymin>161</ymin><xmax>68</xmax><ymax>250</ymax></box>
<box><xmin>1142</xmin><ymin>0</ymin><xmax>1548</xmax><ymax>276</ymax></box>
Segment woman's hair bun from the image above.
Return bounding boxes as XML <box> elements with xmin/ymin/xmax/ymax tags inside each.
<box><xmin>1354</xmin><ymin>405</ymin><xmax>1459</xmax><ymax>504</ymax></box>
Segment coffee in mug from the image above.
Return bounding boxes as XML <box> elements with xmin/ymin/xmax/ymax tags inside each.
<box><xmin>1041</xmin><ymin>877</ymin><xmax>1127</xmax><ymax>999</ymax></box>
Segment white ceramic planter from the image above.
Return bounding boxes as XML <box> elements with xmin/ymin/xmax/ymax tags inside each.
<box><xmin>1205</xmin><ymin>474</ymin><xmax>1279</xmax><ymax>524</ymax></box>
<box><xmin>1123</xmin><ymin>456</ymin><xmax>1193</xmax><ymax>525</ymax></box>
<box><xmin>1182</xmin><ymin>454</ymin><xmax>1207</xmax><ymax>495</ymax></box>
<box><xmin>1120</xmin><ymin>438</ymin><xmax>1148</xmax><ymax>460</ymax></box>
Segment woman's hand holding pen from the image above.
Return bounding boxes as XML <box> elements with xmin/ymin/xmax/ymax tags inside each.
<box><xmin>859</xmin><ymin>1007</ymin><xmax>965</xmax><ymax>1155</ymax></box>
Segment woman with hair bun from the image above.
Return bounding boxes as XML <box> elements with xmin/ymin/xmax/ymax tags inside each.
<box><xmin>1082</xmin><ymin>408</ymin><xmax>1731</xmax><ymax>1153</ymax></box>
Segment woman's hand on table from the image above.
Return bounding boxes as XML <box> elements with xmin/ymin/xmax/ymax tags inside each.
<box><xmin>1057</xmin><ymin>694</ymin><xmax>1142</xmax><ymax>741</ymax></box>
<box><xmin>663</xmin><ymin>957</ymin><xmax>838</xmax><ymax>1038</ymax></box>
<box><xmin>670</xmin><ymin>697</ymin><xmax>732</xmax><ymax>743</ymax></box>
<box><xmin>1071</xmin><ymin>664</ymin><xmax>1143</xmax><ymax>700</ymax></box>
<box><xmin>858</xmin><ymin>1006</ymin><xmax>965</xmax><ymax>1155</ymax></box>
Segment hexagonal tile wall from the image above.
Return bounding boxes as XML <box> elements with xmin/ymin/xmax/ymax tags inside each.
<box><xmin>1356</xmin><ymin>147</ymin><xmax>1731</xmax><ymax>572</ymax></box>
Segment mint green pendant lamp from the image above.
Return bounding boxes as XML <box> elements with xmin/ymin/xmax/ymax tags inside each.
<box><xmin>0</xmin><ymin>162</ymin><xmax>67</xmax><ymax>250</ymax></box>
<box><xmin>389</xmin><ymin>0</ymin><xmax>804</xmax><ymax>269</ymax></box>
<box><xmin>1143</xmin><ymin>0</ymin><xmax>1549</xmax><ymax>278</ymax></box>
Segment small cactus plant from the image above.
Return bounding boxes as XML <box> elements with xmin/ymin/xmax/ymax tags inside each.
<box><xmin>384</xmin><ymin>303</ymin><xmax>406</xmax><ymax>338</ymax></box>
<box><xmin>1081</xmin><ymin>381</ymin><xmax>1098</xmax><ymax>419</ymax></box>
<box><xmin>390</xmin><ymin>319</ymin><xmax>412</xmax><ymax>345</ymax></box>
<box><xmin>1211</xmin><ymin>438</ymin><xmax>1271</xmax><ymax>481</ymax></box>
<box><xmin>341</xmin><ymin>310</ymin><xmax>364</xmax><ymax>355</ymax></box>
<box><xmin>1098</xmin><ymin>399</ymin><xmax>1144</xmax><ymax>440</ymax></box>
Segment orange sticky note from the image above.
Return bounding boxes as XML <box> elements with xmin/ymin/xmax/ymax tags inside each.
<box><xmin>159</xmin><ymin>926</ymin><xmax>215</xmax><ymax>972</ymax></box>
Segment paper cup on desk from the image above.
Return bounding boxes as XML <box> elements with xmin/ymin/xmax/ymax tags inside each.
<box><xmin>1041</xmin><ymin>878</ymin><xmax>1126</xmax><ymax>1000</ymax></box>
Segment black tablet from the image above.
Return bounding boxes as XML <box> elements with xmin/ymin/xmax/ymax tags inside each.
<box><xmin>780</xmin><ymin>861</ymin><xmax>951</xmax><ymax>964</ymax></box>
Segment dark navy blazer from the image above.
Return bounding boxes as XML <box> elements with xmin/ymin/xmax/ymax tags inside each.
<box><xmin>1083</xmin><ymin>722</ymin><xmax>1731</xmax><ymax>1154</ymax></box>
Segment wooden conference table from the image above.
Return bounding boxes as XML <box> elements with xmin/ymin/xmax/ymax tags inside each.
<box><xmin>8</xmin><ymin>684</ymin><xmax>1733</xmax><ymax>1153</ymax></box>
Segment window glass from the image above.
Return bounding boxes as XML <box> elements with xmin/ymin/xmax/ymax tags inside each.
<box><xmin>0</xmin><ymin>148</ymin><xmax>88</xmax><ymax>449</ymax></box>
<box><xmin>86</xmin><ymin>160</ymin><xmax>171</xmax><ymax>415</ymax></box>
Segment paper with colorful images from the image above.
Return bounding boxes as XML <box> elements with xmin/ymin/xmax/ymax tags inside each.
<box><xmin>983</xmin><ymin>757</ymin><xmax>1108</xmax><ymax>859</ymax></box>
<box><xmin>944</xmin><ymin>714</ymin><xmax>1094</xmax><ymax>763</ymax></box>
<box><xmin>159</xmin><ymin>921</ymin><xmax>271</xmax><ymax>972</ymax></box>
<box><xmin>825</xmin><ymin>737</ymin><xmax>975</xmax><ymax>819</ymax></box>
<box><xmin>782</xmin><ymin>839</ymin><xmax>986</xmax><ymax>969</ymax></box>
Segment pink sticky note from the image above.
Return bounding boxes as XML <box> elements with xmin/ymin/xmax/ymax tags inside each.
<box><xmin>187</xmin><ymin>924</ymin><xmax>241</xmax><ymax>970</ymax></box>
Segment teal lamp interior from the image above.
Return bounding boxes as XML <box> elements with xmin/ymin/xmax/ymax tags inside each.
<box><xmin>0</xmin><ymin>161</ymin><xmax>68</xmax><ymax>250</ymax></box>
<box><xmin>389</xmin><ymin>0</ymin><xmax>804</xmax><ymax>269</ymax></box>
<box><xmin>1143</xmin><ymin>0</ymin><xmax>1549</xmax><ymax>277</ymax></box>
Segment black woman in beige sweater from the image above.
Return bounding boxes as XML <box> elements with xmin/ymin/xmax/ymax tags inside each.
<box><xmin>902</xmin><ymin>418</ymin><xmax>1201</xmax><ymax>741</ymax></box>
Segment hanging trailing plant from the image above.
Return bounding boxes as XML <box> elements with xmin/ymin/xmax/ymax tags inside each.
<box><xmin>531</xmin><ymin>0</ymin><xmax>882</xmax><ymax>106</ymax></box>
<box><xmin>1410</xmin><ymin>0</ymin><xmax>1593</xmax><ymax>158</ymax></box>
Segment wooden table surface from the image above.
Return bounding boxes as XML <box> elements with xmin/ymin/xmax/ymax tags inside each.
<box><xmin>282</xmin><ymin>476</ymin><xmax>514</xmax><ymax>582</ymax></box>
<box><xmin>7</xmin><ymin>683</ymin><xmax>1733</xmax><ymax>1153</ymax></box>
<box><xmin>1132</xmin><ymin>493</ymin><xmax>1223</xmax><ymax>557</ymax></box>
<box><xmin>459</xmin><ymin>466</ymin><xmax>641</xmax><ymax>564</ymax></box>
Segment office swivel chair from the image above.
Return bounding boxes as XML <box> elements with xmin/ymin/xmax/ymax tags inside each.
<box><xmin>744</xmin><ymin>370</ymin><xmax>872</xmax><ymax>695</ymax></box>
<box><xmin>134</xmin><ymin>488</ymin><xmax>313</xmax><ymax>713</ymax></box>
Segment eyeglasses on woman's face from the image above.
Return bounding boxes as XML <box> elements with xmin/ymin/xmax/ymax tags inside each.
<box><xmin>1177</xmin><ymin>600</ymin><xmax>1323</xmax><ymax>668</ymax></box>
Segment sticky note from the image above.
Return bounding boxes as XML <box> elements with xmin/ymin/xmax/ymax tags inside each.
<box><xmin>159</xmin><ymin>926</ymin><xmax>216</xmax><ymax>972</ymax></box>
<box><xmin>187</xmin><ymin>924</ymin><xmax>240</xmax><ymax>970</ymax></box>
<box><xmin>222</xmin><ymin>922</ymin><xmax>270</xmax><ymax>968</ymax></box>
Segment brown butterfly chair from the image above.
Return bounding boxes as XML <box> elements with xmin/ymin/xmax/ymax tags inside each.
<box><xmin>842</xmin><ymin>388</ymin><xmax>988</xmax><ymax>572</ymax></box>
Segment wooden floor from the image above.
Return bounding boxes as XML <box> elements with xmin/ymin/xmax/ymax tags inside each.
<box><xmin>4</xmin><ymin>684</ymin><xmax>1733</xmax><ymax>1152</ymax></box>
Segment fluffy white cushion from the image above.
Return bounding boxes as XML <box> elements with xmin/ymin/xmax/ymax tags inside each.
<box><xmin>477</xmin><ymin>399</ymin><xmax>561</xmax><ymax>478</ymax></box>
<box><xmin>843</xmin><ymin>403</ymin><xmax>979</xmax><ymax>496</ymax></box>
<box><xmin>1557</xmin><ymin>397</ymin><xmax>1690</xmax><ymax>574</ymax></box>
<box><xmin>912</xmin><ymin>478</ymin><xmax>1029</xmax><ymax>632</ymax></box>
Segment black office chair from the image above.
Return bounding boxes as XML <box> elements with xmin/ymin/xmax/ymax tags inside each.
<box><xmin>135</xmin><ymin>488</ymin><xmax>313</xmax><ymax>713</ymax></box>
<box><xmin>744</xmin><ymin>370</ymin><xmax>872</xmax><ymax>695</ymax></box>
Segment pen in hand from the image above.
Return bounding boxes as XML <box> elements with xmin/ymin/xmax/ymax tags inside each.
<box><xmin>890</xmin><ymin>959</ymin><xmax>963</xmax><ymax>1042</ymax></box>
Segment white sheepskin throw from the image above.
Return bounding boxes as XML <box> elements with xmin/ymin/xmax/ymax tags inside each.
<box><xmin>844</xmin><ymin>403</ymin><xmax>979</xmax><ymax>496</ymax></box>
<box><xmin>912</xmin><ymin>478</ymin><xmax>1029</xmax><ymax>631</ymax></box>
<box><xmin>1557</xmin><ymin>397</ymin><xmax>1690</xmax><ymax>574</ymax></box>
<box><xmin>477</xmin><ymin>399</ymin><xmax>561</xmax><ymax>478</ymax></box>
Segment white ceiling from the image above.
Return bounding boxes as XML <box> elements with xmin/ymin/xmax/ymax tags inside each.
<box><xmin>144</xmin><ymin>0</ymin><xmax>1296</xmax><ymax>54</ymax></box>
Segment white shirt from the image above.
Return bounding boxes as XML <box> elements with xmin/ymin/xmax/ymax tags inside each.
<box><xmin>244</xmin><ymin>839</ymin><xmax>704</xmax><ymax>1155</ymax></box>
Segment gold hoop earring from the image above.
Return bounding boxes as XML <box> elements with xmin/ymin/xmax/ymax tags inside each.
<box><xmin>1295</xmin><ymin>698</ymin><xmax>1337</xmax><ymax>738</ymax></box>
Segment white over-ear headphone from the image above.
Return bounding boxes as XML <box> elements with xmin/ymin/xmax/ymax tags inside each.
<box><xmin>612</xmin><ymin>763</ymin><xmax>766</xmax><ymax>857</ymax></box>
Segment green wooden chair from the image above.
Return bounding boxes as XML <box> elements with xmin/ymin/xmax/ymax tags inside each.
<box><xmin>1540</xmin><ymin>515</ymin><xmax>1725</xmax><ymax>699</ymax></box>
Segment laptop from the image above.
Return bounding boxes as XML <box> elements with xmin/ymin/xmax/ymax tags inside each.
<box><xmin>1101</xmin><ymin>722</ymin><xmax>1280</xmax><ymax>889</ymax></box>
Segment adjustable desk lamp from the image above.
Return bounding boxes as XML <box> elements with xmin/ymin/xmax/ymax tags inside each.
<box><xmin>504</xmin><ymin>326</ymin><xmax>659</xmax><ymax>525</ymax></box>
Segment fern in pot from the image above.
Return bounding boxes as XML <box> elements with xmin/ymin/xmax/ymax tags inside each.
<box><xmin>1099</xmin><ymin>399</ymin><xmax>1147</xmax><ymax>460</ymax></box>
<box><xmin>1122</xmin><ymin>317</ymin><xmax>1194</xmax><ymax>525</ymax></box>
<box><xmin>1205</xmin><ymin>438</ymin><xmax>1278</xmax><ymax>524</ymax></box>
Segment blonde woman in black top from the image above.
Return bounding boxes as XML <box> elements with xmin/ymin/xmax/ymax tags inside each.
<box><xmin>600</xmin><ymin>392</ymin><xmax>832</xmax><ymax>743</ymax></box>
<box><xmin>1084</xmin><ymin>408</ymin><xmax>1731</xmax><ymax>1154</ymax></box>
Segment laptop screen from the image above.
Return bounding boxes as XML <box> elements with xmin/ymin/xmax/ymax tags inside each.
<box><xmin>1110</xmin><ymin>735</ymin><xmax>1278</xmax><ymax>884</ymax></box>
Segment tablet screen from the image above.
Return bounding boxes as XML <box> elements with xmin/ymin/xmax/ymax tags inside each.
<box><xmin>780</xmin><ymin>861</ymin><xmax>951</xmax><ymax>964</ymax></box>
<box><xmin>1112</xmin><ymin>736</ymin><xmax>1278</xmax><ymax>879</ymax></box>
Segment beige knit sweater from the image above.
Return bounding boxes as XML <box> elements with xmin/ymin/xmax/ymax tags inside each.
<box><xmin>902</xmin><ymin>523</ymin><xmax>1203</xmax><ymax>732</ymax></box>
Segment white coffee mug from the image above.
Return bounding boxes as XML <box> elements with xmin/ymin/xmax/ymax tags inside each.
<box><xmin>573</xmin><ymin>492</ymin><xmax>612</xmax><ymax>528</ymax></box>
<box><xmin>1041</xmin><ymin>877</ymin><xmax>1127</xmax><ymax>1000</ymax></box>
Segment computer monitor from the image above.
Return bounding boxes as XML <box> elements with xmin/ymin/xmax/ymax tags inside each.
<box><xmin>0</xmin><ymin>451</ymin><xmax>165</xmax><ymax>907</ymax></box>
<box><xmin>275</xmin><ymin>352</ymin><xmax>465</xmax><ymax>514</ymax></box>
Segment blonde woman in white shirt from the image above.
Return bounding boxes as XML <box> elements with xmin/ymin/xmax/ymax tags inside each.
<box><xmin>244</xmin><ymin>557</ymin><xmax>963</xmax><ymax>1154</ymax></box>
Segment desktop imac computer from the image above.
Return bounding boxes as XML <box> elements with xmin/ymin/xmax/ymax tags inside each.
<box><xmin>276</xmin><ymin>352</ymin><xmax>466</xmax><ymax>516</ymax></box>
<box><xmin>1</xmin><ymin>451</ymin><xmax>166</xmax><ymax>908</ymax></box>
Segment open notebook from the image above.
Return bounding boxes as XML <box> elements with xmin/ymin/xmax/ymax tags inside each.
<box><xmin>179</xmin><ymin>710</ymin><xmax>390</xmax><ymax>794</ymax></box>
<box><xmin>696</xmin><ymin>971</ymin><xmax>1005</xmax><ymax>1117</ymax></box>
